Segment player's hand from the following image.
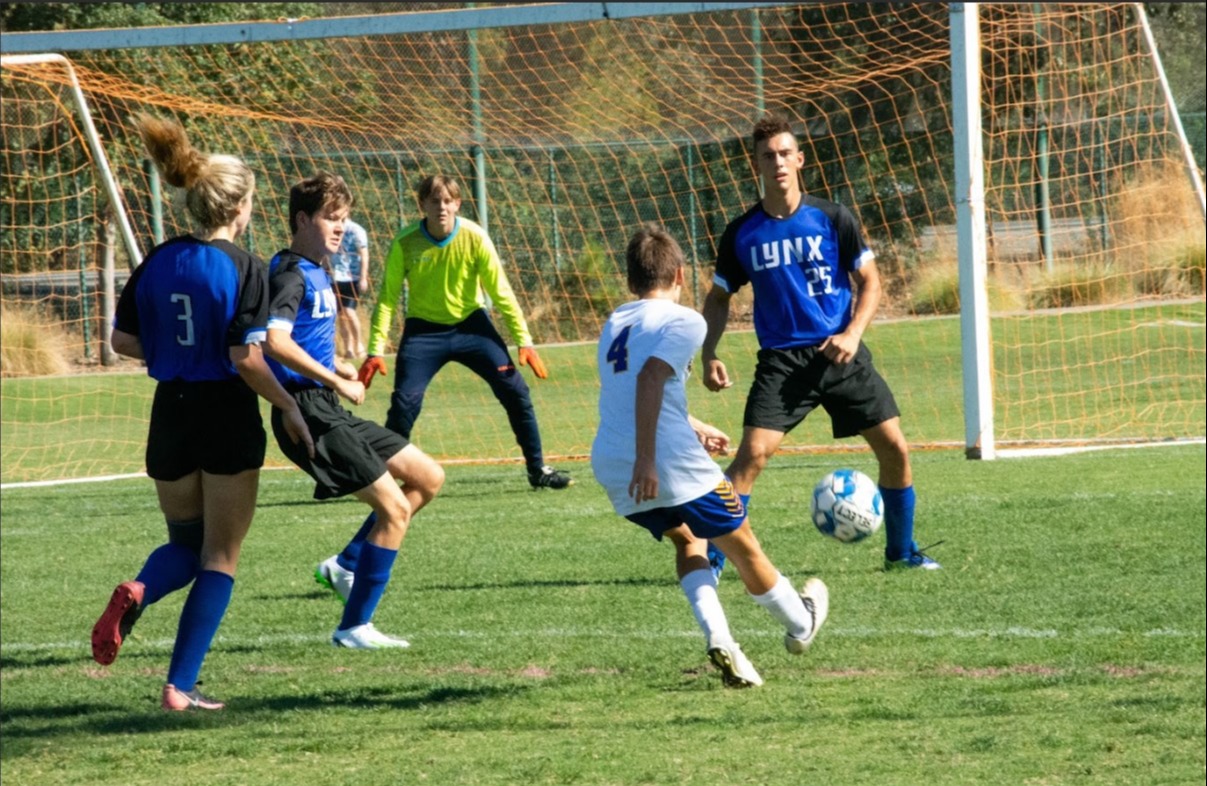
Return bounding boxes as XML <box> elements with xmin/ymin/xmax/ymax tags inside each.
<box><xmin>335</xmin><ymin>359</ymin><xmax>358</xmax><ymax>380</ymax></box>
<box><xmin>819</xmin><ymin>332</ymin><xmax>860</xmax><ymax>365</ymax></box>
<box><xmin>703</xmin><ymin>358</ymin><xmax>733</xmax><ymax>392</ymax></box>
<box><xmin>333</xmin><ymin>377</ymin><xmax>366</xmax><ymax>406</ymax></box>
<box><xmin>281</xmin><ymin>404</ymin><xmax>315</xmax><ymax>459</ymax></box>
<box><xmin>628</xmin><ymin>455</ymin><xmax>659</xmax><ymax>503</ymax></box>
<box><xmin>358</xmin><ymin>355</ymin><xmax>387</xmax><ymax>388</ymax></box>
<box><xmin>693</xmin><ymin>421</ymin><xmax>731</xmax><ymax>456</ymax></box>
<box><xmin>518</xmin><ymin>346</ymin><xmax>548</xmax><ymax>380</ymax></box>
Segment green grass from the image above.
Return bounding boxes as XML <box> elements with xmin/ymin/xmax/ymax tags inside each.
<box><xmin>1</xmin><ymin>446</ymin><xmax>1204</xmax><ymax>785</ymax></box>
<box><xmin>2</xmin><ymin>301</ymin><xmax>1204</xmax><ymax>483</ymax></box>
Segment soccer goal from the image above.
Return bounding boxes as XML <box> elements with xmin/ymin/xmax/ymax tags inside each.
<box><xmin>1</xmin><ymin>3</ymin><xmax>1203</xmax><ymax>484</ymax></box>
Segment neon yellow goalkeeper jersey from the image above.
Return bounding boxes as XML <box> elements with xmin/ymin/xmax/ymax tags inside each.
<box><xmin>366</xmin><ymin>217</ymin><xmax>532</xmax><ymax>356</ymax></box>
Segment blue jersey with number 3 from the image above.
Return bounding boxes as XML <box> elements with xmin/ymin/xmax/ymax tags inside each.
<box><xmin>265</xmin><ymin>250</ymin><xmax>339</xmax><ymax>390</ymax></box>
<box><xmin>114</xmin><ymin>236</ymin><xmax>268</xmax><ymax>382</ymax></box>
<box><xmin>713</xmin><ymin>195</ymin><xmax>874</xmax><ymax>349</ymax></box>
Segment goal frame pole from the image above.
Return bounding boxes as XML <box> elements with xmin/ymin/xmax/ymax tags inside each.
<box><xmin>950</xmin><ymin>3</ymin><xmax>996</xmax><ymax>460</ymax></box>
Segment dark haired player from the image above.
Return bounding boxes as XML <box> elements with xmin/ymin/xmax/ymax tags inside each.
<box><xmin>264</xmin><ymin>171</ymin><xmax>445</xmax><ymax>648</ymax></box>
<box><xmin>702</xmin><ymin>113</ymin><xmax>940</xmax><ymax>570</ymax></box>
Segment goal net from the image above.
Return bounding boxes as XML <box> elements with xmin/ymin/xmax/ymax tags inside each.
<box><xmin>2</xmin><ymin>3</ymin><xmax>1203</xmax><ymax>483</ymax></box>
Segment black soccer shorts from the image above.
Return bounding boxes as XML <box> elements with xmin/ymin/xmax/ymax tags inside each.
<box><xmin>273</xmin><ymin>386</ymin><xmax>409</xmax><ymax>500</ymax></box>
<box><xmin>145</xmin><ymin>378</ymin><xmax>266</xmax><ymax>480</ymax></box>
<box><xmin>743</xmin><ymin>342</ymin><xmax>900</xmax><ymax>439</ymax></box>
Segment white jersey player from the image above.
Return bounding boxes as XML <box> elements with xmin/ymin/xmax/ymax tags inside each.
<box><xmin>590</xmin><ymin>224</ymin><xmax>831</xmax><ymax>688</ymax></box>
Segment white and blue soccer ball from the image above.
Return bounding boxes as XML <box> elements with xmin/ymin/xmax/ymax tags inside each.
<box><xmin>811</xmin><ymin>468</ymin><xmax>884</xmax><ymax>543</ymax></box>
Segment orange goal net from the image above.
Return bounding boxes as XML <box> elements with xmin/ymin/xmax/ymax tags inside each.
<box><xmin>2</xmin><ymin>3</ymin><xmax>1203</xmax><ymax>483</ymax></box>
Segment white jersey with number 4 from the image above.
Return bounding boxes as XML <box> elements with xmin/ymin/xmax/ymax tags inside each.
<box><xmin>591</xmin><ymin>298</ymin><xmax>725</xmax><ymax>516</ymax></box>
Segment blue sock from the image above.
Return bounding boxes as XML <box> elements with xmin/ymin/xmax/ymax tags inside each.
<box><xmin>340</xmin><ymin>542</ymin><xmax>397</xmax><ymax>630</ymax></box>
<box><xmin>166</xmin><ymin>570</ymin><xmax>234</xmax><ymax>692</ymax></box>
<box><xmin>336</xmin><ymin>512</ymin><xmax>376</xmax><ymax>572</ymax></box>
<box><xmin>739</xmin><ymin>493</ymin><xmax>751</xmax><ymax>513</ymax></box>
<box><xmin>135</xmin><ymin>543</ymin><xmax>200</xmax><ymax>606</ymax></box>
<box><xmin>880</xmin><ymin>485</ymin><xmax>917</xmax><ymax>561</ymax></box>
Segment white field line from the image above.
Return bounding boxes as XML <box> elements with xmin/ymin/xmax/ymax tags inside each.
<box><xmin>3</xmin><ymin>625</ymin><xmax>1204</xmax><ymax>654</ymax></box>
<box><xmin>997</xmin><ymin>437</ymin><xmax>1205</xmax><ymax>459</ymax></box>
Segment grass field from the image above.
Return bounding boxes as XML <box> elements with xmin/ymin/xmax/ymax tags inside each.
<box><xmin>2</xmin><ymin>301</ymin><xmax>1204</xmax><ymax>483</ymax></box>
<box><xmin>1</xmin><ymin>445</ymin><xmax>1203</xmax><ymax>785</ymax></box>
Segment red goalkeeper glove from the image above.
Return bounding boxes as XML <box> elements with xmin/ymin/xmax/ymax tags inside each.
<box><xmin>357</xmin><ymin>355</ymin><xmax>388</xmax><ymax>389</ymax></box>
<box><xmin>518</xmin><ymin>346</ymin><xmax>548</xmax><ymax>380</ymax></box>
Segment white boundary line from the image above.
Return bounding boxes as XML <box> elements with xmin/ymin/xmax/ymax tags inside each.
<box><xmin>3</xmin><ymin>625</ymin><xmax>1204</xmax><ymax>654</ymax></box>
<box><xmin>997</xmin><ymin>437</ymin><xmax>1205</xmax><ymax>459</ymax></box>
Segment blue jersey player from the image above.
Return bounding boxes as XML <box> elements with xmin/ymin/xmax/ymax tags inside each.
<box><xmin>263</xmin><ymin>171</ymin><xmax>445</xmax><ymax>649</ymax></box>
<box><xmin>91</xmin><ymin>115</ymin><xmax>313</xmax><ymax>712</ymax></box>
<box><xmin>701</xmin><ymin>112</ymin><xmax>940</xmax><ymax>571</ymax></box>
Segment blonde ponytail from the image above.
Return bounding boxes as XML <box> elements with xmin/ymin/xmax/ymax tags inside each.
<box><xmin>135</xmin><ymin>114</ymin><xmax>255</xmax><ymax>231</ymax></box>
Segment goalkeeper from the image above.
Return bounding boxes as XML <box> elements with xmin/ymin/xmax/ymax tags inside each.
<box><xmin>357</xmin><ymin>174</ymin><xmax>570</xmax><ymax>490</ymax></box>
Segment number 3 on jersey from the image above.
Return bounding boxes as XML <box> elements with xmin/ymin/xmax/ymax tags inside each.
<box><xmin>606</xmin><ymin>325</ymin><xmax>632</xmax><ymax>373</ymax></box>
<box><xmin>170</xmin><ymin>293</ymin><xmax>195</xmax><ymax>346</ymax></box>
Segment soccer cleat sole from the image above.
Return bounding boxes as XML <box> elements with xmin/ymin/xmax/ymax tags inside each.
<box><xmin>707</xmin><ymin>647</ymin><xmax>762</xmax><ymax>688</ymax></box>
<box><xmin>91</xmin><ymin>581</ymin><xmax>145</xmax><ymax>666</ymax></box>
<box><xmin>313</xmin><ymin>564</ymin><xmax>349</xmax><ymax>605</ymax></box>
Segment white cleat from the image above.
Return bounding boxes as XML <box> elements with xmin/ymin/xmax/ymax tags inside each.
<box><xmin>785</xmin><ymin>577</ymin><xmax>829</xmax><ymax>654</ymax></box>
<box><xmin>314</xmin><ymin>556</ymin><xmax>354</xmax><ymax>604</ymax></box>
<box><xmin>332</xmin><ymin>623</ymin><xmax>411</xmax><ymax>649</ymax></box>
<box><xmin>707</xmin><ymin>640</ymin><xmax>764</xmax><ymax>688</ymax></box>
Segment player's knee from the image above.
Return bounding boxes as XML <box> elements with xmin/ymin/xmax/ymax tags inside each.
<box><xmin>375</xmin><ymin>494</ymin><xmax>412</xmax><ymax>534</ymax></box>
<box><xmin>423</xmin><ymin>462</ymin><xmax>446</xmax><ymax>500</ymax></box>
<box><xmin>166</xmin><ymin>517</ymin><xmax>204</xmax><ymax>555</ymax></box>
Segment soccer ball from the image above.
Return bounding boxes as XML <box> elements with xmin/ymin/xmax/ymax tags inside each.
<box><xmin>811</xmin><ymin>469</ymin><xmax>884</xmax><ymax>543</ymax></box>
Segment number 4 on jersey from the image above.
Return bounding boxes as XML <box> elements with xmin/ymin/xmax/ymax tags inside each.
<box><xmin>606</xmin><ymin>325</ymin><xmax>632</xmax><ymax>373</ymax></box>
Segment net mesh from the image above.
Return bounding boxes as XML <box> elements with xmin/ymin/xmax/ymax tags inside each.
<box><xmin>2</xmin><ymin>3</ymin><xmax>1203</xmax><ymax>482</ymax></box>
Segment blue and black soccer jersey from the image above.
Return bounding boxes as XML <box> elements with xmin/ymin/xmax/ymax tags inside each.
<box><xmin>713</xmin><ymin>195</ymin><xmax>874</xmax><ymax>349</ymax></box>
<box><xmin>113</xmin><ymin>236</ymin><xmax>268</xmax><ymax>382</ymax></box>
<box><xmin>265</xmin><ymin>250</ymin><xmax>338</xmax><ymax>390</ymax></box>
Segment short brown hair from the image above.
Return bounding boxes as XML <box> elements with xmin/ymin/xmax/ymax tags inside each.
<box><xmin>625</xmin><ymin>224</ymin><xmax>684</xmax><ymax>295</ymax></box>
<box><xmin>752</xmin><ymin>112</ymin><xmax>796</xmax><ymax>150</ymax></box>
<box><xmin>416</xmin><ymin>174</ymin><xmax>461</xmax><ymax>203</ymax></box>
<box><xmin>289</xmin><ymin>171</ymin><xmax>353</xmax><ymax>234</ymax></box>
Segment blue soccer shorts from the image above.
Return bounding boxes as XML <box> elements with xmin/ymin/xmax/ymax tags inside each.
<box><xmin>625</xmin><ymin>478</ymin><xmax>746</xmax><ymax>541</ymax></box>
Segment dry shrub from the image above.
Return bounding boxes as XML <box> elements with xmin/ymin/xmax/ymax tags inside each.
<box><xmin>1112</xmin><ymin>160</ymin><xmax>1200</xmax><ymax>248</ymax></box>
<box><xmin>905</xmin><ymin>236</ymin><xmax>1023</xmax><ymax>315</ymax></box>
<box><xmin>1</xmin><ymin>304</ymin><xmax>71</xmax><ymax>377</ymax></box>
<box><xmin>1024</xmin><ymin>264</ymin><xmax>1133</xmax><ymax>309</ymax></box>
<box><xmin>1111</xmin><ymin>159</ymin><xmax>1205</xmax><ymax>296</ymax></box>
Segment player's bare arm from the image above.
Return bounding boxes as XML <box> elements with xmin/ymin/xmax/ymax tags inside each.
<box><xmin>629</xmin><ymin>356</ymin><xmax>675</xmax><ymax>503</ymax></box>
<box><xmin>357</xmin><ymin>244</ymin><xmax>369</xmax><ymax>292</ymax></box>
<box><xmin>265</xmin><ymin>328</ymin><xmax>365</xmax><ymax>405</ymax></box>
<box><xmin>820</xmin><ymin>259</ymin><xmax>883</xmax><ymax>365</ymax></box>
<box><xmin>688</xmin><ymin>415</ymin><xmax>731</xmax><ymax>455</ymax></box>
<box><xmin>230</xmin><ymin>342</ymin><xmax>315</xmax><ymax>458</ymax></box>
<box><xmin>701</xmin><ymin>284</ymin><xmax>734</xmax><ymax>391</ymax></box>
<box><xmin>110</xmin><ymin>328</ymin><xmax>144</xmax><ymax>360</ymax></box>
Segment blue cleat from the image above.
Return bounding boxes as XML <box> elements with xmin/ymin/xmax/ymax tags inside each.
<box><xmin>884</xmin><ymin>541</ymin><xmax>944</xmax><ymax>571</ymax></box>
<box><xmin>706</xmin><ymin>543</ymin><xmax>726</xmax><ymax>580</ymax></box>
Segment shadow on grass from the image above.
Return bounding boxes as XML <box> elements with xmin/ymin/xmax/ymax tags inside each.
<box><xmin>412</xmin><ymin>576</ymin><xmax>668</xmax><ymax>593</ymax></box>
<box><xmin>0</xmin><ymin>683</ymin><xmax>527</xmax><ymax>741</ymax></box>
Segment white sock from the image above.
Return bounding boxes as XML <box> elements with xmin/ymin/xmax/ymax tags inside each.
<box><xmin>680</xmin><ymin>568</ymin><xmax>734</xmax><ymax>647</ymax></box>
<box><xmin>752</xmin><ymin>573</ymin><xmax>811</xmax><ymax>639</ymax></box>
